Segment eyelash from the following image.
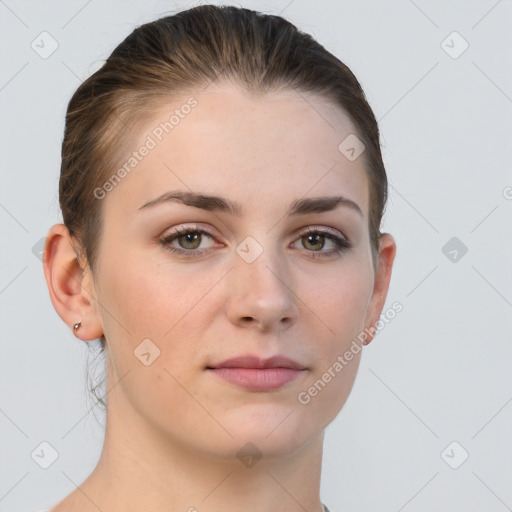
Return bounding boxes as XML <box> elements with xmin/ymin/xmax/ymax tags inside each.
<box><xmin>159</xmin><ymin>225</ymin><xmax>352</xmax><ymax>260</ymax></box>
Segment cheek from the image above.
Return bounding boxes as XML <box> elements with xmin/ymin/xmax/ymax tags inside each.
<box><xmin>316</xmin><ymin>261</ymin><xmax>373</xmax><ymax>342</ymax></box>
<box><xmin>296</xmin><ymin>259</ymin><xmax>372</xmax><ymax>412</ymax></box>
<box><xmin>96</xmin><ymin>248</ymin><xmax>221</xmax><ymax>367</ymax></box>
<box><xmin>95</xmin><ymin>252</ymin><xmax>211</xmax><ymax>414</ymax></box>
<box><xmin>296</xmin><ymin>267</ymin><xmax>369</xmax><ymax>422</ymax></box>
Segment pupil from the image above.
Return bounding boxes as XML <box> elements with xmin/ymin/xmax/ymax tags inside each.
<box><xmin>181</xmin><ymin>233</ymin><xmax>199</xmax><ymax>249</ymax></box>
<box><xmin>306</xmin><ymin>234</ymin><xmax>323</xmax><ymax>250</ymax></box>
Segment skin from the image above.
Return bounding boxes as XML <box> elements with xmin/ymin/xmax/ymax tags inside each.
<box><xmin>43</xmin><ymin>81</ymin><xmax>396</xmax><ymax>512</ymax></box>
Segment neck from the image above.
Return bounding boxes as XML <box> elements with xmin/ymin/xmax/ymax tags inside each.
<box><xmin>54</xmin><ymin>383</ymin><xmax>326</xmax><ymax>512</ymax></box>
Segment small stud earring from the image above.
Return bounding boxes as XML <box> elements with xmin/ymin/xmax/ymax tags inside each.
<box><xmin>73</xmin><ymin>321</ymin><xmax>82</xmax><ymax>332</ymax></box>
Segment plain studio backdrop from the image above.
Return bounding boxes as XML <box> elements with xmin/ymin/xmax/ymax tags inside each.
<box><xmin>1</xmin><ymin>1</ymin><xmax>511</xmax><ymax>511</ymax></box>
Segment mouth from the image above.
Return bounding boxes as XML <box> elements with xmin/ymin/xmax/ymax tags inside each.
<box><xmin>206</xmin><ymin>355</ymin><xmax>308</xmax><ymax>391</ymax></box>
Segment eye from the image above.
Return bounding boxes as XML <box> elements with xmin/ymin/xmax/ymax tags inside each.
<box><xmin>159</xmin><ymin>225</ymin><xmax>351</xmax><ymax>260</ymax></box>
<box><xmin>159</xmin><ymin>226</ymin><xmax>218</xmax><ymax>257</ymax></box>
<box><xmin>292</xmin><ymin>227</ymin><xmax>351</xmax><ymax>259</ymax></box>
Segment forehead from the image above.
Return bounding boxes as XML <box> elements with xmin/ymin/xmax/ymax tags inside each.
<box><xmin>103</xmin><ymin>81</ymin><xmax>369</xmax><ymax>219</ymax></box>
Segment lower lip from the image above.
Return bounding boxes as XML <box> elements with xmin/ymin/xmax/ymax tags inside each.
<box><xmin>207</xmin><ymin>367</ymin><xmax>305</xmax><ymax>391</ymax></box>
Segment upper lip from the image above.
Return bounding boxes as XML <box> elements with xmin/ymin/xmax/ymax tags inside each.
<box><xmin>207</xmin><ymin>355</ymin><xmax>306</xmax><ymax>370</ymax></box>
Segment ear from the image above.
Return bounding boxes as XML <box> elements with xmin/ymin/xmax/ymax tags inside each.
<box><xmin>362</xmin><ymin>233</ymin><xmax>397</xmax><ymax>346</ymax></box>
<box><xmin>42</xmin><ymin>223</ymin><xmax>104</xmax><ymax>341</ymax></box>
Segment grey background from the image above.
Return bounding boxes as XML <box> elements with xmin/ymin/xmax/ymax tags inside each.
<box><xmin>1</xmin><ymin>0</ymin><xmax>511</xmax><ymax>511</ymax></box>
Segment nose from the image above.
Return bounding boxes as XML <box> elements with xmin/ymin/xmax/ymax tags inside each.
<box><xmin>224</xmin><ymin>245</ymin><xmax>299</xmax><ymax>332</ymax></box>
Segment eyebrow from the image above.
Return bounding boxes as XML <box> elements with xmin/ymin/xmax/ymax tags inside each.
<box><xmin>138</xmin><ymin>190</ymin><xmax>363</xmax><ymax>217</ymax></box>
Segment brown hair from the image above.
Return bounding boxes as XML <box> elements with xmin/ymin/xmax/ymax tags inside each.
<box><xmin>60</xmin><ymin>4</ymin><xmax>388</xmax><ymax>410</ymax></box>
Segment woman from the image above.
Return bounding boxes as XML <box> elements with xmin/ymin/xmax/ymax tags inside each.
<box><xmin>42</xmin><ymin>5</ymin><xmax>396</xmax><ymax>511</ymax></box>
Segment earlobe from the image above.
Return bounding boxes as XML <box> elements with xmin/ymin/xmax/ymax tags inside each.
<box><xmin>42</xmin><ymin>223</ymin><xmax>103</xmax><ymax>341</ymax></box>
<box><xmin>362</xmin><ymin>233</ymin><xmax>397</xmax><ymax>346</ymax></box>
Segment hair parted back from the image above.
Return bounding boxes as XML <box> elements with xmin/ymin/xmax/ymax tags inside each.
<box><xmin>60</xmin><ymin>4</ymin><xmax>388</xmax><ymax>411</ymax></box>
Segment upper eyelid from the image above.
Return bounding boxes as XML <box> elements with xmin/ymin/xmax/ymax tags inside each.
<box><xmin>161</xmin><ymin>224</ymin><xmax>349</xmax><ymax>246</ymax></box>
<box><xmin>163</xmin><ymin>224</ymin><xmax>347</xmax><ymax>237</ymax></box>
<box><xmin>298</xmin><ymin>226</ymin><xmax>348</xmax><ymax>240</ymax></box>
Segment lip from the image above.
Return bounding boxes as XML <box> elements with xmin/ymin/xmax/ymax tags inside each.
<box><xmin>206</xmin><ymin>355</ymin><xmax>307</xmax><ymax>391</ymax></box>
<box><xmin>209</xmin><ymin>355</ymin><xmax>306</xmax><ymax>370</ymax></box>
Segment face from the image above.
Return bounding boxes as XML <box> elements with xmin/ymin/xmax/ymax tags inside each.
<box><xmin>88</xmin><ymin>81</ymin><xmax>386</xmax><ymax>461</ymax></box>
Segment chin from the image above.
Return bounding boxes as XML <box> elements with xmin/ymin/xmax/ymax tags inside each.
<box><xmin>200</xmin><ymin>403</ymin><xmax>322</xmax><ymax>461</ymax></box>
